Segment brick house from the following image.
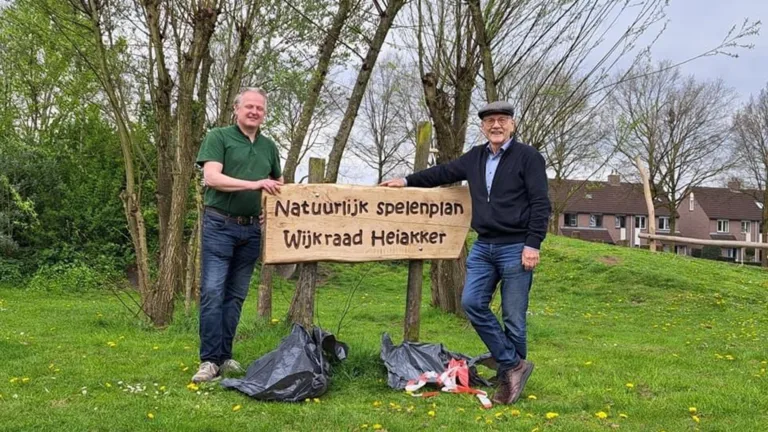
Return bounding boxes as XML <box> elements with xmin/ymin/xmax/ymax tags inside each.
<box><xmin>676</xmin><ymin>180</ymin><xmax>764</xmax><ymax>262</ymax></box>
<box><xmin>549</xmin><ymin>174</ymin><xmax>678</xmax><ymax>249</ymax></box>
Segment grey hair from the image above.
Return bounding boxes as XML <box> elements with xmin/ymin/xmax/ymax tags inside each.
<box><xmin>233</xmin><ymin>87</ymin><xmax>268</xmax><ymax>107</ymax></box>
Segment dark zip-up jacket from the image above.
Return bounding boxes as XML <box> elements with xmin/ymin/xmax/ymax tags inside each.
<box><xmin>405</xmin><ymin>138</ymin><xmax>551</xmax><ymax>249</ymax></box>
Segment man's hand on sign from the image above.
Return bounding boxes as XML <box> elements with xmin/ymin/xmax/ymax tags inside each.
<box><xmin>522</xmin><ymin>247</ymin><xmax>539</xmax><ymax>271</ymax></box>
<box><xmin>379</xmin><ymin>178</ymin><xmax>406</xmax><ymax>188</ymax></box>
<box><xmin>256</xmin><ymin>178</ymin><xmax>282</xmax><ymax>195</ymax></box>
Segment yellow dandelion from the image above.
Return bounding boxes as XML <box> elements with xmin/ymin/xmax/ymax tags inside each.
<box><xmin>270</xmin><ymin>318</ymin><xmax>279</xmax><ymax>324</ymax></box>
<box><xmin>232</xmin><ymin>405</ymin><xmax>241</xmax><ymax>412</ymax></box>
<box><xmin>159</xmin><ymin>386</ymin><xmax>166</xmax><ymax>392</ymax></box>
<box><xmin>619</xmin><ymin>413</ymin><xmax>628</xmax><ymax>419</ymax></box>
<box><xmin>510</xmin><ymin>409</ymin><xmax>521</xmax><ymax>416</ymax></box>
<box><xmin>456</xmin><ymin>408</ymin><xmax>465</xmax><ymax>413</ymax></box>
<box><xmin>153</xmin><ymin>346</ymin><xmax>159</xmax><ymax>350</ymax></box>
<box><xmin>485</xmin><ymin>419</ymin><xmax>493</xmax><ymax>424</ymax></box>
<box><xmin>147</xmin><ymin>412</ymin><xmax>154</xmax><ymax>419</ymax></box>
<box><xmin>360</xmin><ymin>425</ymin><xmax>368</xmax><ymax>429</ymax></box>
<box><xmin>476</xmin><ymin>416</ymin><xmax>482</xmax><ymax>421</ymax></box>
<box><xmin>532</xmin><ymin>429</ymin><xmax>540</xmax><ymax>432</ymax></box>
<box><xmin>182</xmin><ymin>367</ymin><xmax>189</xmax><ymax>372</ymax></box>
<box><xmin>725</xmin><ymin>355</ymin><xmax>735</xmax><ymax>361</ymax></box>
<box><xmin>692</xmin><ymin>415</ymin><xmax>700</xmax><ymax>423</ymax></box>
<box><xmin>688</xmin><ymin>407</ymin><xmax>697</xmax><ymax>414</ymax></box>
<box><xmin>186</xmin><ymin>383</ymin><xmax>199</xmax><ymax>391</ymax></box>
<box><xmin>595</xmin><ymin>411</ymin><xmax>608</xmax><ymax>419</ymax></box>
<box><xmin>313</xmin><ymin>398</ymin><xmax>320</xmax><ymax>403</ymax></box>
<box><xmin>428</xmin><ymin>410</ymin><xmax>436</xmax><ymax>417</ymax></box>
<box><xmin>105</xmin><ymin>382</ymin><xmax>112</xmax><ymax>388</ymax></box>
<box><xmin>495</xmin><ymin>412</ymin><xmax>503</xmax><ymax>418</ymax></box>
<box><xmin>373</xmin><ymin>424</ymin><xmax>382</xmax><ymax>430</ymax></box>
<box><xmin>527</xmin><ymin>394</ymin><xmax>537</xmax><ymax>400</ymax></box>
<box><xmin>625</xmin><ymin>383</ymin><xmax>634</xmax><ymax>389</ymax></box>
<box><xmin>21</xmin><ymin>377</ymin><xmax>30</xmax><ymax>384</ymax></box>
<box><xmin>372</xmin><ymin>401</ymin><xmax>382</xmax><ymax>407</ymax></box>
<box><xmin>107</xmin><ymin>341</ymin><xmax>117</xmax><ymax>348</ymax></box>
<box><xmin>9</xmin><ymin>377</ymin><xmax>18</xmax><ymax>383</ymax></box>
<box><xmin>304</xmin><ymin>398</ymin><xmax>311</xmax><ymax>403</ymax></box>
<box><xmin>584</xmin><ymin>361</ymin><xmax>593</xmax><ymax>366</ymax></box>
<box><xmin>546</xmin><ymin>412</ymin><xmax>559</xmax><ymax>419</ymax></box>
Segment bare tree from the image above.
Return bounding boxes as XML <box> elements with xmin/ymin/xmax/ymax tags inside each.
<box><xmin>348</xmin><ymin>55</ymin><xmax>415</xmax><ymax>184</ymax></box>
<box><xmin>611</xmin><ymin>60</ymin><xmax>737</xmax><ymax>233</ymax></box>
<box><xmin>324</xmin><ymin>0</ymin><xmax>408</xmax><ymax>183</ymax></box>
<box><xmin>732</xmin><ymin>84</ymin><xmax>768</xmax><ymax>264</ymax></box>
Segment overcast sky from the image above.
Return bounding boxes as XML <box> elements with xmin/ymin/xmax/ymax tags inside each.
<box><xmin>632</xmin><ymin>0</ymin><xmax>767</xmax><ymax>102</ymax></box>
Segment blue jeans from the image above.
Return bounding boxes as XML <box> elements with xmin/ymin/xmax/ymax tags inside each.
<box><xmin>461</xmin><ymin>241</ymin><xmax>533</xmax><ymax>372</ymax></box>
<box><xmin>199</xmin><ymin>209</ymin><xmax>261</xmax><ymax>365</ymax></box>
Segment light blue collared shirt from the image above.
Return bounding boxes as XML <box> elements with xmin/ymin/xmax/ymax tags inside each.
<box><xmin>485</xmin><ymin>138</ymin><xmax>513</xmax><ymax>196</ymax></box>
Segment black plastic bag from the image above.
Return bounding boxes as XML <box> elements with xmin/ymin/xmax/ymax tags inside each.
<box><xmin>379</xmin><ymin>333</ymin><xmax>495</xmax><ymax>389</ymax></box>
<box><xmin>221</xmin><ymin>324</ymin><xmax>348</xmax><ymax>402</ymax></box>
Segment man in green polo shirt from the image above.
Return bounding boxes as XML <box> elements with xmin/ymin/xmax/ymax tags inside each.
<box><xmin>192</xmin><ymin>87</ymin><xmax>283</xmax><ymax>383</ymax></box>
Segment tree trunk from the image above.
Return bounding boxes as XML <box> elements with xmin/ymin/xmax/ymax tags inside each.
<box><xmin>257</xmin><ymin>264</ymin><xmax>274</xmax><ymax>321</ymax></box>
<box><xmin>324</xmin><ymin>0</ymin><xmax>407</xmax><ymax>184</ymax></box>
<box><xmin>215</xmin><ymin>1</ymin><xmax>259</xmax><ymax>126</ymax></box>
<box><xmin>150</xmin><ymin>5</ymin><xmax>219</xmax><ymax>327</ymax></box>
<box><xmin>287</xmin><ymin>157</ymin><xmax>325</xmax><ymax>327</ymax></box>
<box><xmin>467</xmin><ymin>0</ymin><xmax>497</xmax><ymax>102</ymax></box>
<box><xmin>282</xmin><ymin>0</ymin><xmax>352</xmax><ymax>183</ymax></box>
<box><xmin>143</xmin><ymin>0</ymin><xmax>174</xmax><ymax>255</ymax></box>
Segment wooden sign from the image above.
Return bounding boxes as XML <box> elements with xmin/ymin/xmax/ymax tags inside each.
<box><xmin>262</xmin><ymin>184</ymin><xmax>472</xmax><ymax>264</ymax></box>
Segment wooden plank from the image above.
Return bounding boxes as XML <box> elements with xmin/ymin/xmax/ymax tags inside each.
<box><xmin>639</xmin><ymin>232</ymin><xmax>768</xmax><ymax>249</ymax></box>
<box><xmin>404</xmin><ymin>121</ymin><xmax>431</xmax><ymax>342</ymax></box>
<box><xmin>635</xmin><ymin>156</ymin><xmax>656</xmax><ymax>252</ymax></box>
<box><xmin>262</xmin><ymin>183</ymin><xmax>472</xmax><ymax>264</ymax></box>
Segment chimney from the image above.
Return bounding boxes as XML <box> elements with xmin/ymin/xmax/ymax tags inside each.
<box><xmin>727</xmin><ymin>178</ymin><xmax>742</xmax><ymax>191</ymax></box>
<box><xmin>608</xmin><ymin>171</ymin><xmax>620</xmax><ymax>186</ymax></box>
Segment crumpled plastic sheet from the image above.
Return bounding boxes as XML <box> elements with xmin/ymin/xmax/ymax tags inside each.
<box><xmin>221</xmin><ymin>324</ymin><xmax>348</xmax><ymax>402</ymax></box>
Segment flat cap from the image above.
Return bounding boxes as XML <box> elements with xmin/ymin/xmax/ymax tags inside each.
<box><xmin>478</xmin><ymin>101</ymin><xmax>514</xmax><ymax>119</ymax></box>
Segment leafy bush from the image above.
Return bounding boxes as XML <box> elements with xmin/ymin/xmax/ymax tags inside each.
<box><xmin>701</xmin><ymin>246</ymin><xmax>723</xmax><ymax>260</ymax></box>
<box><xmin>0</xmin><ymin>258</ymin><xmax>23</xmax><ymax>284</ymax></box>
<box><xmin>27</xmin><ymin>262</ymin><xmax>120</xmax><ymax>293</ymax></box>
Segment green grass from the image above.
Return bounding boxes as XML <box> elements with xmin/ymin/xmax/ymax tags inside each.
<box><xmin>1</xmin><ymin>235</ymin><xmax>767</xmax><ymax>431</ymax></box>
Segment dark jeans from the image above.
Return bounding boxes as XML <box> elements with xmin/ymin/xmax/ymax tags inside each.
<box><xmin>461</xmin><ymin>241</ymin><xmax>533</xmax><ymax>372</ymax></box>
<box><xmin>199</xmin><ymin>209</ymin><xmax>261</xmax><ymax>365</ymax></box>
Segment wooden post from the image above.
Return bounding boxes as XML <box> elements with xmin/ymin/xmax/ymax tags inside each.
<box><xmin>287</xmin><ymin>158</ymin><xmax>325</xmax><ymax>328</ymax></box>
<box><xmin>404</xmin><ymin>122</ymin><xmax>432</xmax><ymax>342</ymax></box>
<box><xmin>635</xmin><ymin>156</ymin><xmax>657</xmax><ymax>252</ymax></box>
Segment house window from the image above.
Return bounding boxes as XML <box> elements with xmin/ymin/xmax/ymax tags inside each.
<box><xmin>589</xmin><ymin>214</ymin><xmax>603</xmax><ymax>228</ymax></box>
<box><xmin>689</xmin><ymin>193</ymin><xmax>695</xmax><ymax>211</ymax></box>
<box><xmin>635</xmin><ymin>216</ymin><xmax>647</xmax><ymax>229</ymax></box>
<box><xmin>658</xmin><ymin>216</ymin><xmax>670</xmax><ymax>231</ymax></box>
<box><xmin>717</xmin><ymin>219</ymin><xmax>729</xmax><ymax>233</ymax></box>
<box><xmin>675</xmin><ymin>245</ymin><xmax>688</xmax><ymax>256</ymax></box>
<box><xmin>741</xmin><ymin>221</ymin><xmax>750</xmax><ymax>233</ymax></box>
<box><xmin>564</xmin><ymin>213</ymin><xmax>577</xmax><ymax>227</ymax></box>
<box><xmin>724</xmin><ymin>248</ymin><xmax>736</xmax><ymax>258</ymax></box>
<box><xmin>615</xmin><ymin>215</ymin><xmax>626</xmax><ymax>229</ymax></box>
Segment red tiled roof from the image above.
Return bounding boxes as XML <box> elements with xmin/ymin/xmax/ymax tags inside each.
<box><xmin>560</xmin><ymin>228</ymin><xmax>615</xmax><ymax>244</ymax></box>
<box><xmin>549</xmin><ymin>179</ymin><xmax>672</xmax><ymax>216</ymax></box>
<box><xmin>691</xmin><ymin>187</ymin><xmax>763</xmax><ymax>220</ymax></box>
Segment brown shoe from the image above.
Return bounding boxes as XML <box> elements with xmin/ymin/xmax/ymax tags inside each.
<box><xmin>491</xmin><ymin>377</ymin><xmax>511</xmax><ymax>405</ymax></box>
<box><xmin>492</xmin><ymin>360</ymin><xmax>534</xmax><ymax>404</ymax></box>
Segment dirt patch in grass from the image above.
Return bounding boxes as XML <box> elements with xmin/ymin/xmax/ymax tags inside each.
<box><xmin>598</xmin><ymin>256</ymin><xmax>622</xmax><ymax>266</ymax></box>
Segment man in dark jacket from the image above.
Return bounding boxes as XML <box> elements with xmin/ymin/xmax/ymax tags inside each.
<box><xmin>380</xmin><ymin>101</ymin><xmax>551</xmax><ymax>404</ymax></box>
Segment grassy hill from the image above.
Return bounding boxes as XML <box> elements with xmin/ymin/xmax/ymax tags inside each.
<box><xmin>0</xmin><ymin>235</ymin><xmax>766</xmax><ymax>431</ymax></box>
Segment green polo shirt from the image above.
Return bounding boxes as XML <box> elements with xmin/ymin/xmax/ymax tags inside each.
<box><xmin>196</xmin><ymin>125</ymin><xmax>282</xmax><ymax>217</ymax></box>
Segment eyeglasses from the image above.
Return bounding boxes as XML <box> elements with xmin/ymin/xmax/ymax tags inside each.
<box><xmin>482</xmin><ymin>117</ymin><xmax>512</xmax><ymax>126</ymax></box>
